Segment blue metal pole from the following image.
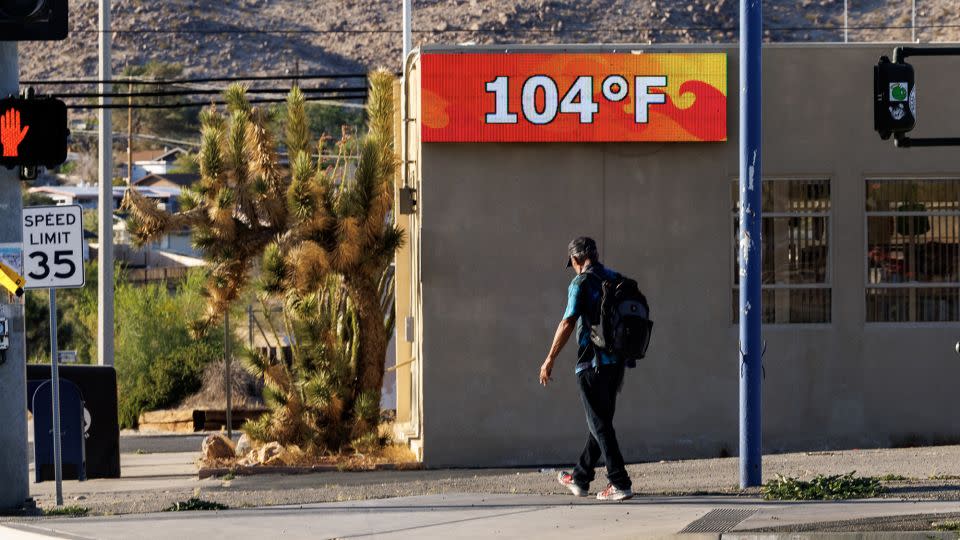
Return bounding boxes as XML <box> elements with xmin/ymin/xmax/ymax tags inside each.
<box><xmin>739</xmin><ymin>0</ymin><xmax>763</xmax><ymax>488</ymax></box>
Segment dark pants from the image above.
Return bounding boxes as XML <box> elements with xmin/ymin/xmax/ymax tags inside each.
<box><xmin>572</xmin><ymin>364</ymin><xmax>631</xmax><ymax>490</ymax></box>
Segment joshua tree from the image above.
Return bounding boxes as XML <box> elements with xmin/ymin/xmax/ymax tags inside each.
<box><xmin>124</xmin><ymin>70</ymin><xmax>402</xmax><ymax>450</ymax></box>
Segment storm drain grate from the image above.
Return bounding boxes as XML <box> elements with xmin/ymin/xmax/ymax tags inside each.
<box><xmin>680</xmin><ymin>508</ymin><xmax>757</xmax><ymax>533</ymax></box>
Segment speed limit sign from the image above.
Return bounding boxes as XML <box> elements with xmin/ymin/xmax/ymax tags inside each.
<box><xmin>22</xmin><ymin>205</ymin><xmax>85</xmax><ymax>289</ymax></box>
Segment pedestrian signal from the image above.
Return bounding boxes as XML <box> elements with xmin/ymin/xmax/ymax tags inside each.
<box><xmin>0</xmin><ymin>98</ymin><xmax>68</xmax><ymax>169</ymax></box>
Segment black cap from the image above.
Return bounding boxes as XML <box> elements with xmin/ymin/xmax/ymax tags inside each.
<box><xmin>566</xmin><ymin>236</ymin><xmax>598</xmax><ymax>267</ymax></box>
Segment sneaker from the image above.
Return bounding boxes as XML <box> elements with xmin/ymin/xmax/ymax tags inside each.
<box><xmin>557</xmin><ymin>471</ymin><xmax>588</xmax><ymax>497</ymax></box>
<box><xmin>596</xmin><ymin>484</ymin><xmax>634</xmax><ymax>501</ymax></box>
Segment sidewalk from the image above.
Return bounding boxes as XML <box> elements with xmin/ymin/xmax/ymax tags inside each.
<box><xmin>5</xmin><ymin>494</ymin><xmax>960</xmax><ymax>539</ymax></box>
<box><xmin>7</xmin><ymin>444</ymin><xmax>960</xmax><ymax>536</ymax></box>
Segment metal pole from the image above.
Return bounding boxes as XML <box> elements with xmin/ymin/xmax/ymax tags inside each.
<box><xmin>402</xmin><ymin>0</ymin><xmax>412</xmax><ymax>65</ymax></box>
<box><xmin>126</xmin><ymin>82</ymin><xmax>132</xmax><ymax>184</ymax></box>
<box><xmin>224</xmin><ymin>311</ymin><xmax>232</xmax><ymax>439</ymax></box>
<box><xmin>48</xmin><ymin>290</ymin><xmax>63</xmax><ymax>506</ymax></box>
<box><xmin>911</xmin><ymin>0</ymin><xmax>916</xmax><ymax>42</ymax></box>
<box><xmin>0</xmin><ymin>41</ymin><xmax>30</xmax><ymax>512</ymax></box>
<box><xmin>247</xmin><ymin>305</ymin><xmax>253</xmax><ymax>348</ymax></box>
<box><xmin>844</xmin><ymin>0</ymin><xmax>848</xmax><ymax>43</ymax></box>
<box><xmin>739</xmin><ymin>0</ymin><xmax>763</xmax><ymax>488</ymax></box>
<box><xmin>97</xmin><ymin>0</ymin><xmax>114</xmax><ymax>367</ymax></box>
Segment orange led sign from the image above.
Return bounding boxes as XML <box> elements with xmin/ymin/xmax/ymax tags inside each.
<box><xmin>421</xmin><ymin>52</ymin><xmax>727</xmax><ymax>143</ymax></box>
<box><xmin>1</xmin><ymin>108</ymin><xmax>30</xmax><ymax>158</ymax></box>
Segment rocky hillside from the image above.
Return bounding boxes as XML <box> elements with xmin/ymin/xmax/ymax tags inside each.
<box><xmin>18</xmin><ymin>0</ymin><xmax>960</xmax><ymax>82</ymax></box>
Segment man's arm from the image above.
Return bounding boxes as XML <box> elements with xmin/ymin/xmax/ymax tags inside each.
<box><xmin>540</xmin><ymin>317</ymin><xmax>576</xmax><ymax>387</ymax></box>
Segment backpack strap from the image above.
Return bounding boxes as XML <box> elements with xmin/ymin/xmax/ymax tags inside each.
<box><xmin>581</xmin><ymin>265</ymin><xmax>609</xmax><ymax>283</ymax></box>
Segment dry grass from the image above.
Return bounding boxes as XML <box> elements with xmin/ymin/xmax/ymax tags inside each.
<box><xmin>279</xmin><ymin>443</ymin><xmax>419</xmax><ymax>470</ymax></box>
<box><xmin>179</xmin><ymin>359</ymin><xmax>264</xmax><ymax>410</ymax></box>
<box><xmin>200</xmin><ymin>426</ymin><xmax>418</xmax><ymax>471</ymax></box>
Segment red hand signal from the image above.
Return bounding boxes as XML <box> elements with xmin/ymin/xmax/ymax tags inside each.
<box><xmin>0</xmin><ymin>108</ymin><xmax>29</xmax><ymax>158</ymax></box>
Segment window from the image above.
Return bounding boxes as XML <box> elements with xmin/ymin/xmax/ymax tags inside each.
<box><xmin>866</xmin><ymin>178</ymin><xmax>960</xmax><ymax>323</ymax></box>
<box><xmin>732</xmin><ymin>178</ymin><xmax>831</xmax><ymax>324</ymax></box>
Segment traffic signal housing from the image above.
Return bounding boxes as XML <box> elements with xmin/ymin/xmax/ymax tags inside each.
<box><xmin>0</xmin><ymin>0</ymin><xmax>68</xmax><ymax>41</ymax></box>
<box><xmin>874</xmin><ymin>56</ymin><xmax>916</xmax><ymax>140</ymax></box>
<box><xmin>0</xmin><ymin>97</ymin><xmax>68</xmax><ymax>169</ymax></box>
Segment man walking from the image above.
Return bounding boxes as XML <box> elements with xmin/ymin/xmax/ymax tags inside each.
<box><xmin>539</xmin><ymin>237</ymin><xmax>633</xmax><ymax>501</ymax></box>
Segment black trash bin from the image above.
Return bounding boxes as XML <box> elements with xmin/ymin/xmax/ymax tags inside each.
<box><xmin>28</xmin><ymin>364</ymin><xmax>121</xmax><ymax>479</ymax></box>
<box><xmin>31</xmin><ymin>379</ymin><xmax>86</xmax><ymax>482</ymax></box>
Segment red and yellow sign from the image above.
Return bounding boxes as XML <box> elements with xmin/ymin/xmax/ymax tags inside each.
<box><xmin>421</xmin><ymin>52</ymin><xmax>727</xmax><ymax>143</ymax></box>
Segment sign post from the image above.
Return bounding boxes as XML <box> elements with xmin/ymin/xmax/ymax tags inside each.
<box><xmin>47</xmin><ymin>288</ymin><xmax>62</xmax><ymax>505</ymax></box>
<box><xmin>22</xmin><ymin>204</ymin><xmax>85</xmax><ymax>506</ymax></box>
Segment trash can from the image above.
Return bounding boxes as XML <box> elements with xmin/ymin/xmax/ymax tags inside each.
<box><xmin>27</xmin><ymin>364</ymin><xmax>121</xmax><ymax>479</ymax></box>
<box><xmin>31</xmin><ymin>379</ymin><xmax>86</xmax><ymax>482</ymax></box>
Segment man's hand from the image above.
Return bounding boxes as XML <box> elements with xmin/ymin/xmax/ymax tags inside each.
<box><xmin>540</xmin><ymin>318</ymin><xmax>575</xmax><ymax>388</ymax></box>
<box><xmin>539</xmin><ymin>358</ymin><xmax>554</xmax><ymax>387</ymax></box>
<box><xmin>0</xmin><ymin>108</ymin><xmax>29</xmax><ymax>158</ymax></box>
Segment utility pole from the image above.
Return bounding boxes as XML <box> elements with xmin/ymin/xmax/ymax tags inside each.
<box><xmin>844</xmin><ymin>0</ymin><xmax>848</xmax><ymax>43</ymax></box>
<box><xmin>739</xmin><ymin>0</ymin><xmax>763</xmax><ymax>488</ymax></box>
<box><xmin>0</xmin><ymin>41</ymin><xmax>30</xmax><ymax>512</ymax></box>
<box><xmin>126</xmin><ymin>82</ymin><xmax>132</xmax><ymax>184</ymax></box>
<box><xmin>402</xmin><ymin>0</ymin><xmax>412</xmax><ymax>64</ymax></box>
<box><xmin>911</xmin><ymin>0</ymin><xmax>916</xmax><ymax>42</ymax></box>
<box><xmin>98</xmin><ymin>0</ymin><xmax>114</xmax><ymax>367</ymax></box>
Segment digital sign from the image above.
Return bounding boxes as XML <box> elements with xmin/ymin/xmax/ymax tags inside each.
<box><xmin>421</xmin><ymin>52</ymin><xmax>727</xmax><ymax>143</ymax></box>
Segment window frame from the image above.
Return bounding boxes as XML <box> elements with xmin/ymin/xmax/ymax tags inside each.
<box><xmin>730</xmin><ymin>176</ymin><xmax>834</xmax><ymax>326</ymax></box>
<box><xmin>864</xmin><ymin>176</ymin><xmax>960</xmax><ymax>326</ymax></box>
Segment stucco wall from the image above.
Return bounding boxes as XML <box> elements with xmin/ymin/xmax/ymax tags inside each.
<box><xmin>413</xmin><ymin>44</ymin><xmax>960</xmax><ymax>468</ymax></box>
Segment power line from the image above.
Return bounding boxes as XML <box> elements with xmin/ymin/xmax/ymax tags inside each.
<box><xmin>52</xmin><ymin>21</ymin><xmax>960</xmax><ymax>35</ymax></box>
<box><xmin>48</xmin><ymin>86</ymin><xmax>368</xmax><ymax>99</ymax></box>
<box><xmin>71</xmin><ymin>129</ymin><xmax>202</xmax><ymax>148</ymax></box>
<box><xmin>69</xmin><ymin>130</ymin><xmax>363</xmax><ymax>158</ymax></box>
<box><xmin>65</xmin><ymin>94</ymin><xmax>367</xmax><ymax>110</ymax></box>
<box><xmin>22</xmin><ymin>73</ymin><xmax>370</xmax><ymax>86</ymax></box>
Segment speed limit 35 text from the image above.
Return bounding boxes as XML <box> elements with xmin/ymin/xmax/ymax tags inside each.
<box><xmin>24</xmin><ymin>212</ymin><xmax>78</xmax><ymax>246</ymax></box>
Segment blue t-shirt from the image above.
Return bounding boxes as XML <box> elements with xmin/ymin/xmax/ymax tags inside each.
<box><xmin>562</xmin><ymin>263</ymin><xmax>622</xmax><ymax>373</ymax></box>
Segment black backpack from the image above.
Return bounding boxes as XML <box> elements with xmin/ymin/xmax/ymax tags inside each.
<box><xmin>584</xmin><ymin>269</ymin><xmax>653</xmax><ymax>368</ymax></box>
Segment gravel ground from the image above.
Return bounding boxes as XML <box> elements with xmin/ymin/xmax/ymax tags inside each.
<box><xmin>11</xmin><ymin>444</ymin><xmax>960</xmax><ymax>518</ymax></box>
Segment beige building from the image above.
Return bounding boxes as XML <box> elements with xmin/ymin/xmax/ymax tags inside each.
<box><xmin>392</xmin><ymin>43</ymin><xmax>960</xmax><ymax>468</ymax></box>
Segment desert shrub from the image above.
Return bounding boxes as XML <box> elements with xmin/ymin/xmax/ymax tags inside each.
<box><xmin>761</xmin><ymin>472</ymin><xmax>884</xmax><ymax>500</ymax></box>
<box><xmin>117</xmin><ymin>341</ymin><xmax>220</xmax><ymax>428</ymax></box>
<box><xmin>114</xmin><ymin>269</ymin><xmax>225</xmax><ymax>428</ymax></box>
